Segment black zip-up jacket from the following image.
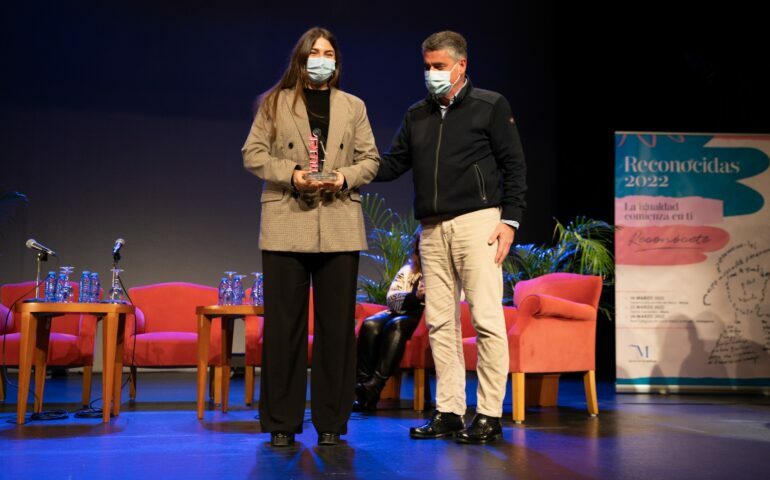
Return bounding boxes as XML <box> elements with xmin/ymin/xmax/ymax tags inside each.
<box><xmin>376</xmin><ymin>79</ymin><xmax>527</xmax><ymax>224</ymax></box>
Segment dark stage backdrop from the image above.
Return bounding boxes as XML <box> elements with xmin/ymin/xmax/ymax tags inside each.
<box><xmin>0</xmin><ymin>0</ymin><xmax>555</xmax><ymax>288</ymax></box>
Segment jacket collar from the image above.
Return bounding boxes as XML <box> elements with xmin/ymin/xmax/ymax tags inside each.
<box><xmin>281</xmin><ymin>87</ymin><xmax>347</xmax><ymax>171</ymax></box>
<box><xmin>427</xmin><ymin>76</ymin><xmax>473</xmax><ymax>109</ymax></box>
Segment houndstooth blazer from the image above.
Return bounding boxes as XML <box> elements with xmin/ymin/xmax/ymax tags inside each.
<box><xmin>242</xmin><ymin>88</ymin><xmax>379</xmax><ymax>252</ymax></box>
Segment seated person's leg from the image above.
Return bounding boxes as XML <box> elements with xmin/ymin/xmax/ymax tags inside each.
<box><xmin>376</xmin><ymin>314</ymin><xmax>421</xmax><ymax>380</ymax></box>
<box><xmin>356</xmin><ymin>310</ymin><xmax>393</xmax><ymax>386</ymax></box>
<box><xmin>356</xmin><ymin>313</ymin><xmax>421</xmax><ymax>410</ymax></box>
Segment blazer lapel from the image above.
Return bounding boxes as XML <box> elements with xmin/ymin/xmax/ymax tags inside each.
<box><xmin>324</xmin><ymin>88</ymin><xmax>347</xmax><ymax>172</ymax></box>
<box><xmin>281</xmin><ymin>89</ymin><xmax>312</xmax><ymax>155</ymax></box>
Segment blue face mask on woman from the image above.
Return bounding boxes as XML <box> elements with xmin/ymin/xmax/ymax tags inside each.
<box><xmin>307</xmin><ymin>57</ymin><xmax>336</xmax><ymax>84</ymax></box>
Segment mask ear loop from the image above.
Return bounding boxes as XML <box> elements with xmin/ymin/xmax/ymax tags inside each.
<box><xmin>447</xmin><ymin>62</ymin><xmax>462</xmax><ymax>91</ymax></box>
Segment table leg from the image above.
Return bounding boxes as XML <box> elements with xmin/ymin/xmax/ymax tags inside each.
<box><xmin>112</xmin><ymin>314</ymin><xmax>126</xmax><ymax>417</ymax></box>
<box><xmin>221</xmin><ymin>316</ymin><xmax>235</xmax><ymax>413</ymax></box>
<box><xmin>16</xmin><ymin>311</ymin><xmax>37</xmax><ymax>424</ymax></box>
<box><xmin>33</xmin><ymin>315</ymin><xmax>52</xmax><ymax>413</ymax></box>
<box><xmin>197</xmin><ymin>314</ymin><xmax>211</xmax><ymax>420</ymax></box>
<box><xmin>102</xmin><ymin>312</ymin><xmax>118</xmax><ymax>423</ymax></box>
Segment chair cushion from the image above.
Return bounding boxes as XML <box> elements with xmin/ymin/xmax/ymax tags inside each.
<box><xmin>123</xmin><ymin>331</ymin><xmax>222</xmax><ymax>366</ymax></box>
<box><xmin>0</xmin><ymin>332</ymin><xmax>92</xmax><ymax>366</ymax></box>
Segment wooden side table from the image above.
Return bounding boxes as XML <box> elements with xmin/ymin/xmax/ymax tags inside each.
<box><xmin>196</xmin><ymin>304</ymin><xmax>263</xmax><ymax>419</ymax></box>
<box><xmin>13</xmin><ymin>302</ymin><xmax>134</xmax><ymax>424</ymax></box>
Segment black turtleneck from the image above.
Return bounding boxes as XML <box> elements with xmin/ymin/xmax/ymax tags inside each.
<box><xmin>304</xmin><ymin>88</ymin><xmax>330</xmax><ymax>157</ymax></box>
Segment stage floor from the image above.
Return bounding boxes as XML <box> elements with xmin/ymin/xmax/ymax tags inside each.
<box><xmin>1</xmin><ymin>371</ymin><xmax>769</xmax><ymax>479</ymax></box>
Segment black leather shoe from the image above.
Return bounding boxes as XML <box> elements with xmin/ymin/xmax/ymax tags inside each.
<box><xmin>318</xmin><ymin>432</ymin><xmax>340</xmax><ymax>446</ymax></box>
<box><xmin>409</xmin><ymin>410</ymin><xmax>465</xmax><ymax>439</ymax></box>
<box><xmin>455</xmin><ymin>414</ymin><xmax>503</xmax><ymax>444</ymax></box>
<box><xmin>270</xmin><ymin>432</ymin><xmax>295</xmax><ymax>447</ymax></box>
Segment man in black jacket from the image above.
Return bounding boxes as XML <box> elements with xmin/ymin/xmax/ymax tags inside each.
<box><xmin>376</xmin><ymin>31</ymin><xmax>527</xmax><ymax>444</ymax></box>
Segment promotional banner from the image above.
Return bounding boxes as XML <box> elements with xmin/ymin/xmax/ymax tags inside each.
<box><xmin>615</xmin><ymin>132</ymin><xmax>770</xmax><ymax>392</ymax></box>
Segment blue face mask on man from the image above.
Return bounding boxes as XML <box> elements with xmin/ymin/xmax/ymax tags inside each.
<box><xmin>424</xmin><ymin>62</ymin><xmax>460</xmax><ymax>97</ymax></box>
<box><xmin>307</xmin><ymin>57</ymin><xmax>336</xmax><ymax>84</ymax></box>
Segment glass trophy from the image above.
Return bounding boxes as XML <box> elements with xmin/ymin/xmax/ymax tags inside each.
<box><xmin>103</xmin><ymin>268</ymin><xmax>128</xmax><ymax>304</ymax></box>
<box><xmin>304</xmin><ymin>132</ymin><xmax>337</xmax><ymax>182</ymax></box>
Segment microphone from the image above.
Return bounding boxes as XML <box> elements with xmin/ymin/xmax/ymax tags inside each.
<box><xmin>112</xmin><ymin>238</ymin><xmax>125</xmax><ymax>262</ymax></box>
<box><xmin>26</xmin><ymin>238</ymin><xmax>57</xmax><ymax>257</ymax></box>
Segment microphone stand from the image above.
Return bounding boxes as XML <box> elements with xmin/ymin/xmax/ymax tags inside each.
<box><xmin>103</xmin><ymin>248</ymin><xmax>127</xmax><ymax>304</ymax></box>
<box><xmin>23</xmin><ymin>251</ymin><xmax>49</xmax><ymax>303</ymax></box>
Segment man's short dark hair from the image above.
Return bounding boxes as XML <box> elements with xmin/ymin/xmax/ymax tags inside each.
<box><xmin>422</xmin><ymin>31</ymin><xmax>468</xmax><ymax>60</ymax></box>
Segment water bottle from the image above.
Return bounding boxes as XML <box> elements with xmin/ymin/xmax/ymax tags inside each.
<box><xmin>78</xmin><ymin>271</ymin><xmax>91</xmax><ymax>302</ymax></box>
<box><xmin>250</xmin><ymin>273</ymin><xmax>264</xmax><ymax>306</ymax></box>
<box><xmin>218</xmin><ymin>277</ymin><xmax>228</xmax><ymax>305</ymax></box>
<box><xmin>55</xmin><ymin>273</ymin><xmax>67</xmax><ymax>302</ymax></box>
<box><xmin>223</xmin><ymin>279</ymin><xmax>234</xmax><ymax>306</ymax></box>
<box><xmin>233</xmin><ymin>275</ymin><xmax>244</xmax><ymax>305</ymax></box>
<box><xmin>44</xmin><ymin>271</ymin><xmax>57</xmax><ymax>302</ymax></box>
<box><xmin>90</xmin><ymin>272</ymin><xmax>101</xmax><ymax>302</ymax></box>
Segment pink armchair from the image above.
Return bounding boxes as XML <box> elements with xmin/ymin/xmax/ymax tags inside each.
<box><xmin>508</xmin><ymin>272</ymin><xmax>603</xmax><ymax>423</ymax></box>
<box><xmin>1</xmin><ymin>281</ymin><xmax>97</xmax><ymax>406</ymax></box>
<box><xmin>124</xmin><ymin>282</ymin><xmax>224</xmax><ymax>402</ymax></box>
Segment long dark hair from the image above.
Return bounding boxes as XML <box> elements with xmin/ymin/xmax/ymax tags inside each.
<box><xmin>256</xmin><ymin>27</ymin><xmax>342</xmax><ymax>137</ymax></box>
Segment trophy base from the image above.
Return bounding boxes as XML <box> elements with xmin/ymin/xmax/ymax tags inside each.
<box><xmin>304</xmin><ymin>172</ymin><xmax>338</xmax><ymax>182</ymax></box>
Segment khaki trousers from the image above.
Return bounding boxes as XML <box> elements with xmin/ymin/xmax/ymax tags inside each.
<box><xmin>420</xmin><ymin>207</ymin><xmax>509</xmax><ymax>418</ymax></box>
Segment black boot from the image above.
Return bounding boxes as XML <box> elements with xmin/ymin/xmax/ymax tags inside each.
<box><xmin>353</xmin><ymin>373</ymin><xmax>387</xmax><ymax>412</ymax></box>
<box><xmin>352</xmin><ymin>383</ymin><xmax>370</xmax><ymax>412</ymax></box>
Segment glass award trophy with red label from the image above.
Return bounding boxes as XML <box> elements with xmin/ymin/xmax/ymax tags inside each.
<box><xmin>305</xmin><ymin>129</ymin><xmax>337</xmax><ymax>182</ymax></box>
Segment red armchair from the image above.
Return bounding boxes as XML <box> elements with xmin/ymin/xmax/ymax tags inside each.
<box><xmin>408</xmin><ymin>273</ymin><xmax>602</xmax><ymax>423</ymax></box>
<box><xmin>243</xmin><ymin>290</ymin><xmax>385</xmax><ymax>406</ymax></box>
<box><xmin>1</xmin><ymin>281</ymin><xmax>97</xmax><ymax>406</ymax></box>
<box><xmin>409</xmin><ymin>303</ymin><xmax>517</xmax><ymax>412</ymax></box>
<box><xmin>0</xmin><ymin>302</ymin><xmax>13</xmax><ymax>401</ymax></box>
<box><xmin>124</xmin><ymin>282</ymin><xmax>224</xmax><ymax>402</ymax></box>
<box><xmin>508</xmin><ymin>272</ymin><xmax>603</xmax><ymax>423</ymax></box>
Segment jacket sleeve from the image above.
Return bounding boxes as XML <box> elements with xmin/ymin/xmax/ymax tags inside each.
<box><xmin>386</xmin><ymin>265</ymin><xmax>421</xmax><ymax>313</ymax></box>
<box><xmin>336</xmin><ymin>99</ymin><xmax>380</xmax><ymax>190</ymax></box>
<box><xmin>375</xmin><ymin>112</ymin><xmax>413</xmax><ymax>182</ymax></box>
<box><xmin>489</xmin><ymin>96</ymin><xmax>527</xmax><ymax>224</ymax></box>
<box><xmin>241</xmin><ymin>104</ymin><xmax>299</xmax><ymax>190</ymax></box>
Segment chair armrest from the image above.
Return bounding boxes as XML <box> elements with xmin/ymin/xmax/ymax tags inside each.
<box><xmin>244</xmin><ymin>315</ymin><xmax>264</xmax><ymax>341</ymax></box>
<box><xmin>0</xmin><ymin>304</ymin><xmax>12</xmax><ymax>334</ymax></box>
<box><xmin>126</xmin><ymin>306</ymin><xmax>146</xmax><ymax>338</ymax></box>
<box><xmin>508</xmin><ymin>294</ymin><xmax>598</xmax><ymax>373</ymax></box>
<box><xmin>518</xmin><ymin>294</ymin><xmax>596</xmax><ymax>321</ymax></box>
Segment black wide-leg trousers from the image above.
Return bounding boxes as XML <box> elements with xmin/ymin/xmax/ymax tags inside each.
<box><xmin>259</xmin><ymin>250</ymin><xmax>359</xmax><ymax>435</ymax></box>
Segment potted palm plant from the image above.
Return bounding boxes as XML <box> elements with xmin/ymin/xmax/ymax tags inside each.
<box><xmin>358</xmin><ymin>193</ymin><xmax>420</xmax><ymax>305</ymax></box>
<box><xmin>503</xmin><ymin>216</ymin><xmax>615</xmax><ymax>318</ymax></box>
